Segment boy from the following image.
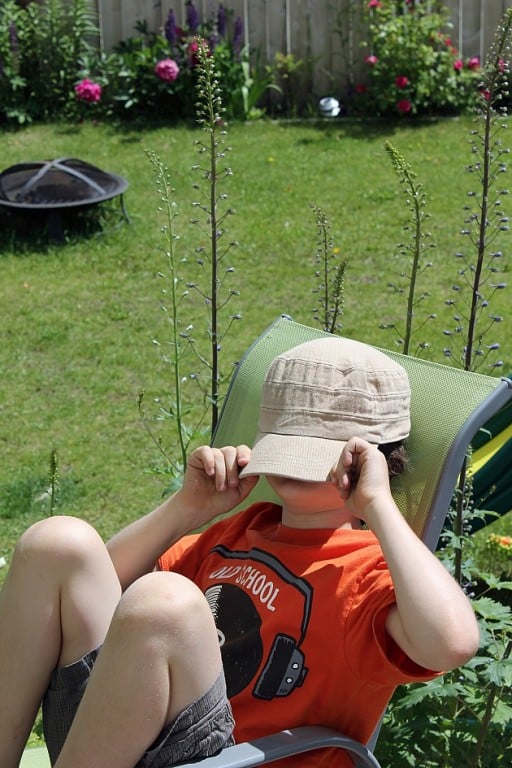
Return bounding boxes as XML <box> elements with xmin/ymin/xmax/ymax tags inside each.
<box><xmin>0</xmin><ymin>337</ymin><xmax>479</xmax><ymax>768</ymax></box>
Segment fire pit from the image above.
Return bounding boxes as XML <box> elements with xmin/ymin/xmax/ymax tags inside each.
<box><xmin>0</xmin><ymin>157</ymin><xmax>129</xmax><ymax>240</ymax></box>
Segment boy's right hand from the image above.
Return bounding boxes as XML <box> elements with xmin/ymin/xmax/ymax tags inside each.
<box><xmin>176</xmin><ymin>445</ymin><xmax>259</xmax><ymax>530</ymax></box>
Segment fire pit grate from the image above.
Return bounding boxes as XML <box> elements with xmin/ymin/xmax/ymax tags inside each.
<box><xmin>0</xmin><ymin>157</ymin><xmax>129</xmax><ymax>240</ymax></box>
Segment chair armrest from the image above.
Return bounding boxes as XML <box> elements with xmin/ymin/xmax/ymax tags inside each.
<box><xmin>177</xmin><ymin>726</ymin><xmax>382</xmax><ymax>768</ymax></box>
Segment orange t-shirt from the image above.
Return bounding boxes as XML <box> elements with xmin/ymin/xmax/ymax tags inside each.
<box><xmin>158</xmin><ymin>502</ymin><xmax>437</xmax><ymax>768</ymax></box>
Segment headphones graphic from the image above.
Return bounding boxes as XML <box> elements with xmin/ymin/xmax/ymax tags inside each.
<box><xmin>210</xmin><ymin>545</ymin><xmax>313</xmax><ymax>701</ymax></box>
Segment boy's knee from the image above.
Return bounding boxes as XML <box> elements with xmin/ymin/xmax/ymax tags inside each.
<box><xmin>115</xmin><ymin>572</ymin><xmax>212</xmax><ymax>639</ymax></box>
<box><xmin>15</xmin><ymin>516</ymin><xmax>103</xmax><ymax>566</ymax></box>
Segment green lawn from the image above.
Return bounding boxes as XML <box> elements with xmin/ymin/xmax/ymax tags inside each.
<box><xmin>0</xmin><ymin>116</ymin><xmax>510</xmax><ymax>572</ymax></box>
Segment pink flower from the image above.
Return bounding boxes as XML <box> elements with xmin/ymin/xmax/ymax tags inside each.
<box><xmin>365</xmin><ymin>55</ymin><xmax>378</xmax><ymax>66</ymax></box>
<box><xmin>453</xmin><ymin>59</ymin><xmax>463</xmax><ymax>71</ymax></box>
<box><xmin>480</xmin><ymin>89</ymin><xmax>491</xmax><ymax>101</ymax></box>
<box><xmin>155</xmin><ymin>58</ymin><xmax>180</xmax><ymax>82</ymax></box>
<box><xmin>468</xmin><ymin>56</ymin><xmax>480</xmax><ymax>70</ymax></box>
<box><xmin>187</xmin><ymin>39</ymin><xmax>211</xmax><ymax>67</ymax></box>
<box><xmin>397</xmin><ymin>99</ymin><xmax>412</xmax><ymax>114</ymax></box>
<box><xmin>74</xmin><ymin>78</ymin><xmax>102</xmax><ymax>103</ymax></box>
<box><xmin>368</xmin><ymin>0</ymin><xmax>382</xmax><ymax>7</ymax></box>
<box><xmin>395</xmin><ymin>75</ymin><xmax>409</xmax><ymax>89</ymax></box>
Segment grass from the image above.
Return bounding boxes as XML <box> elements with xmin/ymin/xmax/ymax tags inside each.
<box><xmin>0</xmin><ymin>116</ymin><xmax>511</xmax><ymax>579</ymax></box>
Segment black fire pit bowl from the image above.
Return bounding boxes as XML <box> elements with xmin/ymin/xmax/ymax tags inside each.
<box><xmin>0</xmin><ymin>157</ymin><xmax>129</xmax><ymax>240</ymax></box>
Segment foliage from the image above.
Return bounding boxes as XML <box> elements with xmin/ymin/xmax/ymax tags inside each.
<box><xmin>480</xmin><ymin>533</ymin><xmax>512</xmax><ymax>579</ymax></box>
<box><xmin>356</xmin><ymin>0</ymin><xmax>482</xmax><ymax>117</ymax></box>
<box><xmin>0</xmin><ymin>0</ymin><xmax>97</xmax><ymax>124</ymax></box>
<box><xmin>0</xmin><ymin>2</ymin><xmax>257</xmax><ymax>125</ymax></box>
<box><xmin>377</xmin><ymin>11</ymin><xmax>512</xmax><ymax>766</ymax></box>
<box><xmin>79</xmin><ymin>12</ymin><xmax>249</xmax><ymax>123</ymax></box>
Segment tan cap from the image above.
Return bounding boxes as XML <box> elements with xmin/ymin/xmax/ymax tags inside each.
<box><xmin>239</xmin><ymin>337</ymin><xmax>410</xmax><ymax>482</ymax></box>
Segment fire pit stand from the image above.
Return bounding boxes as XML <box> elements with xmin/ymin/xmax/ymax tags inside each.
<box><xmin>0</xmin><ymin>157</ymin><xmax>129</xmax><ymax>241</ymax></box>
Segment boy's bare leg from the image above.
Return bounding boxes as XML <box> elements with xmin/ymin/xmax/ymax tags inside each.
<box><xmin>54</xmin><ymin>571</ymin><xmax>224</xmax><ymax>768</ymax></box>
<box><xmin>0</xmin><ymin>516</ymin><xmax>122</xmax><ymax>768</ymax></box>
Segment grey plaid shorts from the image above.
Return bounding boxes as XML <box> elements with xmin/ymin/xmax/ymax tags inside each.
<box><xmin>42</xmin><ymin>647</ymin><xmax>235</xmax><ymax>767</ymax></box>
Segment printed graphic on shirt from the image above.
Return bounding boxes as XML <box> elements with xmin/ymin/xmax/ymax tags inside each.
<box><xmin>205</xmin><ymin>545</ymin><xmax>313</xmax><ymax>701</ymax></box>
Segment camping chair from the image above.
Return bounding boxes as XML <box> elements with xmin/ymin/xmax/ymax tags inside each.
<box><xmin>469</xmin><ymin>394</ymin><xmax>512</xmax><ymax>529</ymax></box>
<box><xmin>187</xmin><ymin>315</ymin><xmax>512</xmax><ymax>768</ymax></box>
<box><xmin>20</xmin><ymin>316</ymin><xmax>512</xmax><ymax>768</ymax></box>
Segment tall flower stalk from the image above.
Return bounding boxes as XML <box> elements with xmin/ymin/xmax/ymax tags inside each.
<box><xmin>382</xmin><ymin>141</ymin><xmax>435</xmax><ymax>355</ymax></box>
<box><xmin>311</xmin><ymin>204</ymin><xmax>347</xmax><ymax>335</ymax></box>
<box><xmin>444</xmin><ymin>14</ymin><xmax>512</xmax><ymax>374</ymax></box>
<box><xmin>143</xmin><ymin>150</ymin><xmax>199</xmax><ymax>477</ymax></box>
<box><xmin>189</xmin><ymin>37</ymin><xmax>240</xmax><ymax>434</ymax></box>
<box><xmin>143</xmin><ymin>37</ymin><xmax>241</xmax><ymax>485</ymax></box>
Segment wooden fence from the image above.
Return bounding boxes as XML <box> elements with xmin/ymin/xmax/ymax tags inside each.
<box><xmin>92</xmin><ymin>0</ymin><xmax>512</xmax><ymax>94</ymax></box>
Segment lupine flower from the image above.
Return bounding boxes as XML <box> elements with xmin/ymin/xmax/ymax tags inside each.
<box><xmin>365</xmin><ymin>54</ymin><xmax>378</xmax><ymax>65</ymax></box>
<box><xmin>233</xmin><ymin>16</ymin><xmax>244</xmax><ymax>60</ymax></box>
<box><xmin>468</xmin><ymin>56</ymin><xmax>480</xmax><ymax>70</ymax></box>
<box><xmin>186</xmin><ymin>1</ymin><xmax>199</xmax><ymax>34</ymax></box>
<box><xmin>165</xmin><ymin>10</ymin><xmax>178</xmax><ymax>46</ymax></box>
<box><xmin>395</xmin><ymin>75</ymin><xmax>409</xmax><ymax>88</ymax></box>
<box><xmin>155</xmin><ymin>58</ymin><xmax>180</xmax><ymax>82</ymax></box>
<box><xmin>454</xmin><ymin>58</ymin><xmax>463</xmax><ymax>71</ymax></box>
<box><xmin>217</xmin><ymin>4</ymin><xmax>227</xmax><ymax>38</ymax></box>
<box><xmin>74</xmin><ymin>78</ymin><xmax>102</xmax><ymax>103</ymax></box>
<box><xmin>397</xmin><ymin>99</ymin><xmax>412</xmax><ymax>113</ymax></box>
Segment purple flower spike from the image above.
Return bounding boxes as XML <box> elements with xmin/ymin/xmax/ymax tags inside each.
<box><xmin>186</xmin><ymin>1</ymin><xmax>199</xmax><ymax>34</ymax></box>
<box><xmin>165</xmin><ymin>10</ymin><xmax>178</xmax><ymax>46</ymax></box>
<box><xmin>217</xmin><ymin>4</ymin><xmax>227</xmax><ymax>38</ymax></box>
<box><xmin>233</xmin><ymin>15</ymin><xmax>243</xmax><ymax>60</ymax></box>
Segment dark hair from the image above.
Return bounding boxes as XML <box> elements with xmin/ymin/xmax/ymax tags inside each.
<box><xmin>378</xmin><ymin>442</ymin><xmax>409</xmax><ymax>479</ymax></box>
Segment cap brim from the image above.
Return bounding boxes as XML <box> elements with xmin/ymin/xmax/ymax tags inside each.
<box><xmin>239</xmin><ymin>432</ymin><xmax>347</xmax><ymax>483</ymax></box>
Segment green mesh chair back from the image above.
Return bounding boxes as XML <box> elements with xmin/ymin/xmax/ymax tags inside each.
<box><xmin>213</xmin><ymin>316</ymin><xmax>512</xmax><ymax>550</ymax></box>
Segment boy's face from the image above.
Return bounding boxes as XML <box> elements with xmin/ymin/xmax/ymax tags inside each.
<box><xmin>266</xmin><ymin>473</ymin><xmax>352</xmax><ymax>527</ymax></box>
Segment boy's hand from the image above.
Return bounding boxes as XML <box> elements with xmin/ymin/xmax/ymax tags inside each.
<box><xmin>177</xmin><ymin>445</ymin><xmax>259</xmax><ymax>529</ymax></box>
<box><xmin>330</xmin><ymin>437</ymin><xmax>392</xmax><ymax>525</ymax></box>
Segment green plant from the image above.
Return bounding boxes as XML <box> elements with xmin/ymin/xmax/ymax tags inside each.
<box><xmin>356</xmin><ymin>0</ymin><xmax>481</xmax><ymax>117</ymax></box>
<box><xmin>77</xmin><ymin>6</ymin><xmax>250</xmax><ymax>124</ymax></box>
<box><xmin>310</xmin><ymin>203</ymin><xmax>347</xmax><ymax>334</ymax></box>
<box><xmin>377</xmin><ymin>12</ymin><xmax>512</xmax><ymax>766</ymax></box>
<box><xmin>380</xmin><ymin>141</ymin><xmax>436</xmax><ymax>354</ymax></box>
<box><xmin>140</xmin><ymin>37</ymin><xmax>241</xmax><ymax>489</ymax></box>
<box><xmin>0</xmin><ymin>0</ymin><xmax>98</xmax><ymax>124</ymax></box>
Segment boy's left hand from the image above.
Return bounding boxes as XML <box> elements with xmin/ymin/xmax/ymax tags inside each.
<box><xmin>329</xmin><ymin>437</ymin><xmax>392</xmax><ymax>523</ymax></box>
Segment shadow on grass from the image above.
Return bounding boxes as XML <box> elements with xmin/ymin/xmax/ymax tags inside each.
<box><xmin>0</xmin><ymin>202</ymin><xmax>130</xmax><ymax>256</ymax></box>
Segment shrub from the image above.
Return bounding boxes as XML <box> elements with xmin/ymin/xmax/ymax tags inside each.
<box><xmin>356</xmin><ymin>0</ymin><xmax>482</xmax><ymax>116</ymax></box>
<box><xmin>0</xmin><ymin>0</ymin><xmax>97</xmax><ymax>125</ymax></box>
<box><xmin>74</xmin><ymin>7</ymin><xmax>249</xmax><ymax>123</ymax></box>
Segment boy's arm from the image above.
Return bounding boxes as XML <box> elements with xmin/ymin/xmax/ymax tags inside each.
<box><xmin>333</xmin><ymin>438</ymin><xmax>480</xmax><ymax>672</ymax></box>
<box><xmin>107</xmin><ymin>445</ymin><xmax>257</xmax><ymax>590</ymax></box>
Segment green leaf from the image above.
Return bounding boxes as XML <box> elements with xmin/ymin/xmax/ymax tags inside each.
<box><xmin>473</xmin><ymin>596</ymin><xmax>512</xmax><ymax>622</ymax></box>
